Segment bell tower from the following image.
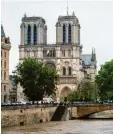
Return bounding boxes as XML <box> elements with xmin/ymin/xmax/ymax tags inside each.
<box><xmin>20</xmin><ymin>13</ymin><xmax>47</xmax><ymax>46</ymax></box>
<box><xmin>56</xmin><ymin>11</ymin><xmax>80</xmax><ymax>45</ymax></box>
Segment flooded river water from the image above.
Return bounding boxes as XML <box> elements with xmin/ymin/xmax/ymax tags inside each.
<box><xmin>2</xmin><ymin>120</ymin><xmax>113</xmax><ymax>134</ymax></box>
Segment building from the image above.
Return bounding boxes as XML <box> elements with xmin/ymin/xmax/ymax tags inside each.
<box><xmin>9</xmin><ymin>75</ymin><xmax>17</xmax><ymax>102</ymax></box>
<box><xmin>1</xmin><ymin>25</ymin><xmax>11</xmax><ymax>103</ymax></box>
<box><xmin>18</xmin><ymin>12</ymin><xmax>97</xmax><ymax>101</ymax></box>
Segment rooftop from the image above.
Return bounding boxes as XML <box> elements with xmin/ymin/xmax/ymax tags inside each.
<box><xmin>1</xmin><ymin>25</ymin><xmax>5</xmax><ymax>37</ymax></box>
<box><xmin>58</xmin><ymin>12</ymin><xmax>79</xmax><ymax>24</ymax></box>
<box><xmin>22</xmin><ymin>14</ymin><xmax>46</xmax><ymax>24</ymax></box>
<box><xmin>82</xmin><ymin>54</ymin><xmax>96</xmax><ymax>67</ymax></box>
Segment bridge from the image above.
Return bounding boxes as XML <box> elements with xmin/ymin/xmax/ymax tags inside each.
<box><xmin>71</xmin><ymin>104</ymin><xmax>113</xmax><ymax>118</ymax></box>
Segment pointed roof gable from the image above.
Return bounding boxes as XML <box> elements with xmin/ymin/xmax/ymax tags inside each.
<box><xmin>1</xmin><ymin>25</ymin><xmax>5</xmax><ymax>37</ymax></box>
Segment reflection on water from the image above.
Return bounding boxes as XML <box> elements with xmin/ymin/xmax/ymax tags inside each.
<box><xmin>2</xmin><ymin>120</ymin><xmax>113</xmax><ymax>134</ymax></box>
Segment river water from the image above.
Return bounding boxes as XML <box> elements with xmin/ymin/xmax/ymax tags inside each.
<box><xmin>2</xmin><ymin>120</ymin><xmax>113</xmax><ymax>134</ymax></box>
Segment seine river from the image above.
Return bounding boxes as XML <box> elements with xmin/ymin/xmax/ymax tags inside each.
<box><xmin>2</xmin><ymin>120</ymin><xmax>113</xmax><ymax>134</ymax></box>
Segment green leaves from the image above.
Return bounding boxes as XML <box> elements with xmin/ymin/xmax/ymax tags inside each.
<box><xmin>78</xmin><ymin>79</ymin><xmax>96</xmax><ymax>101</ymax></box>
<box><xmin>67</xmin><ymin>79</ymin><xmax>97</xmax><ymax>102</ymax></box>
<box><xmin>12</xmin><ymin>58</ymin><xmax>59</xmax><ymax>101</ymax></box>
<box><xmin>67</xmin><ymin>91</ymin><xmax>79</xmax><ymax>102</ymax></box>
<box><xmin>95</xmin><ymin>59</ymin><xmax>113</xmax><ymax>100</ymax></box>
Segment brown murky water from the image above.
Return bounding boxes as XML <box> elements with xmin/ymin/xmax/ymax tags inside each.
<box><xmin>1</xmin><ymin>120</ymin><xmax>113</xmax><ymax>134</ymax></box>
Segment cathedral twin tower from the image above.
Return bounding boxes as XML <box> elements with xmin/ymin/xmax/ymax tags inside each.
<box><xmin>20</xmin><ymin>11</ymin><xmax>80</xmax><ymax>46</ymax></box>
<box><xmin>20</xmin><ymin>14</ymin><xmax>47</xmax><ymax>45</ymax></box>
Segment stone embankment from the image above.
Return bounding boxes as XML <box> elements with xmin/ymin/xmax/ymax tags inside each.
<box><xmin>2</xmin><ymin>104</ymin><xmax>113</xmax><ymax>127</ymax></box>
<box><xmin>1</xmin><ymin>105</ymin><xmax>57</xmax><ymax>127</ymax></box>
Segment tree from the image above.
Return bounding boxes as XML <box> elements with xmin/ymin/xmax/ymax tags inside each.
<box><xmin>67</xmin><ymin>91</ymin><xmax>79</xmax><ymax>102</ymax></box>
<box><xmin>95</xmin><ymin>60</ymin><xmax>113</xmax><ymax>100</ymax></box>
<box><xmin>12</xmin><ymin>58</ymin><xmax>59</xmax><ymax>101</ymax></box>
<box><xmin>67</xmin><ymin>79</ymin><xmax>97</xmax><ymax>102</ymax></box>
<box><xmin>78</xmin><ymin>79</ymin><xmax>96</xmax><ymax>101</ymax></box>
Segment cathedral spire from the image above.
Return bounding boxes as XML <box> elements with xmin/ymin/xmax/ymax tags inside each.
<box><xmin>24</xmin><ymin>13</ymin><xmax>27</xmax><ymax>18</ymax></box>
<box><xmin>72</xmin><ymin>11</ymin><xmax>75</xmax><ymax>16</ymax></box>
<box><xmin>94</xmin><ymin>48</ymin><xmax>96</xmax><ymax>62</ymax></box>
<box><xmin>91</xmin><ymin>47</ymin><xmax>96</xmax><ymax>62</ymax></box>
<box><xmin>91</xmin><ymin>47</ymin><xmax>94</xmax><ymax>61</ymax></box>
<box><xmin>1</xmin><ymin>24</ymin><xmax>5</xmax><ymax>37</ymax></box>
<box><xmin>67</xmin><ymin>0</ymin><xmax>68</xmax><ymax>15</ymax></box>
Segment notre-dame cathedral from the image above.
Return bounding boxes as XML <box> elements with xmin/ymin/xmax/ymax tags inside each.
<box><xmin>18</xmin><ymin>11</ymin><xmax>97</xmax><ymax>102</ymax></box>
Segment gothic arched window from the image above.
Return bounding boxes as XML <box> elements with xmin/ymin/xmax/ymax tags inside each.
<box><xmin>63</xmin><ymin>24</ymin><xmax>66</xmax><ymax>43</ymax></box>
<box><xmin>68</xmin><ymin>49</ymin><xmax>71</xmax><ymax>57</ymax></box>
<box><xmin>62</xmin><ymin>50</ymin><xmax>65</xmax><ymax>57</ymax></box>
<box><xmin>53</xmin><ymin>50</ymin><xmax>56</xmax><ymax>57</ymax></box>
<box><xmin>63</xmin><ymin>67</ymin><xmax>66</xmax><ymax>75</ymax></box>
<box><xmin>4</xmin><ymin>72</ymin><xmax>6</xmax><ymax>80</ymax></box>
<box><xmin>27</xmin><ymin>25</ymin><xmax>31</xmax><ymax>45</ymax></box>
<box><xmin>68</xmin><ymin>67</ymin><xmax>72</xmax><ymax>75</ymax></box>
<box><xmin>33</xmin><ymin>24</ymin><xmax>37</xmax><ymax>45</ymax></box>
<box><xmin>68</xmin><ymin>24</ymin><xmax>71</xmax><ymax>43</ymax></box>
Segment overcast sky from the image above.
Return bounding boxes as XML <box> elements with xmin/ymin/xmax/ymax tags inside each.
<box><xmin>1</xmin><ymin>1</ymin><xmax>113</xmax><ymax>74</ymax></box>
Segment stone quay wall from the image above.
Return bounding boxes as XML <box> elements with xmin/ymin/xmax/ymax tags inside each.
<box><xmin>2</xmin><ymin>104</ymin><xmax>113</xmax><ymax>127</ymax></box>
<box><xmin>1</xmin><ymin>105</ymin><xmax>57</xmax><ymax>127</ymax></box>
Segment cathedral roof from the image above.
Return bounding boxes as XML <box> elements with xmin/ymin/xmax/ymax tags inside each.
<box><xmin>82</xmin><ymin>54</ymin><xmax>96</xmax><ymax>68</ymax></box>
<box><xmin>1</xmin><ymin>25</ymin><xmax>5</xmax><ymax>37</ymax></box>
<box><xmin>58</xmin><ymin>12</ymin><xmax>79</xmax><ymax>24</ymax></box>
<box><xmin>58</xmin><ymin>15</ymin><xmax>78</xmax><ymax>23</ymax></box>
<box><xmin>22</xmin><ymin>15</ymin><xmax>45</xmax><ymax>24</ymax></box>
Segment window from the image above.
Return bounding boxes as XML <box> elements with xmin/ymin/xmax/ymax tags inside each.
<box><xmin>4</xmin><ymin>61</ymin><xmax>6</xmax><ymax>68</ymax></box>
<box><xmin>68</xmin><ymin>24</ymin><xmax>71</xmax><ymax>43</ymax></box>
<box><xmin>4</xmin><ymin>85</ymin><xmax>6</xmax><ymax>92</ymax></box>
<box><xmin>4</xmin><ymin>52</ymin><xmax>6</xmax><ymax>58</ymax></box>
<box><xmin>33</xmin><ymin>24</ymin><xmax>37</xmax><ymax>45</ymax></box>
<box><xmin>4</xmin><ymin>72</ymin><xmax>6</xmax><ymax>80</ymax></box>
<box><xmin>43</xmin><ymin>50</ymin><xmax>46</xmax><ymax>57</ymax></box>
<box><xmin>63</xmin><ymin>67</ymin><xmax>66</xmax><ymax>75</ymax></box>
<box><xmin>63</xmin><ymin>24</ymin><xmax>66</xmax><ymax>43</ymax></box>
<box><xmin>68</xmin><ymin>49</ymin><xmax>71</xmax><ymax>57</ymax></box>
<box><xmin>68</xmin><ymin>67</ymin><xmax>72</xmax><ymax>75</ymax></box>
<box><xmin>4</xmin><ymin>95</ymin><xmax>7</xmax><ymax>103</ymax></box>
<box><xmin>53</xmin><ymin>50</ymin><xmax>56</xmax><ymax>57</ymax></box>
<box><xmin>62</xmin><ymin>50</ymin><xmax>65</xmax><ymax>57</ymax></box>
<box><xmin>1</xmin><ymin>61</ymin><xmax>2</xmax><ymax>68</ymax></box>
<box><xmin>27</xmin><ymin>25</ymin><xmax>31</xmax><ymax>45</ymax></box>
<box><xmin>1</xmin><ymin>51</ymin><xmax>2</xmax><ymax>57</ymax></box>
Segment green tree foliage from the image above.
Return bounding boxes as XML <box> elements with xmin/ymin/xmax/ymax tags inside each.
<box><xmin>67</xmin><ymin>80</ymin><xmax>97</xmax><ymax>102</ymax></box>
<box><xmin>95</xmin><ymin>60</ymin><xmax>113</xmax><ymax>100</ymax></box>
<box><xmin>67</xmin><ymin>91</ymin><xmax>79</xmax><ymax>102</ymax></box>
<box><xmin>12</xmin><ymin>58</ymin><xmax>59</xmax><ymax>101</ymax></box>
<box><xmin>78</xmin><ymin>79</ymin><xmax>96</xmax><ymax>101</ymax></box>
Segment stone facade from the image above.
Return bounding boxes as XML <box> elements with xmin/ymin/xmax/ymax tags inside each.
<box><xmin>18</xmin><ymin>12</ymin><xmax>97</xmax><ymax>101</ymax></box>
<box><xmin>1</xmin><ymin>25</ymin><xmax>11</xmax><ymax>103</ymax></box>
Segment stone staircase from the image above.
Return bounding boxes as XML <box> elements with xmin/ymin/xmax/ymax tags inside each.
<box><xmin>51</xmin><ymin>105</ymin><xmax>67</xmax><ymax>121</ymax></box>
